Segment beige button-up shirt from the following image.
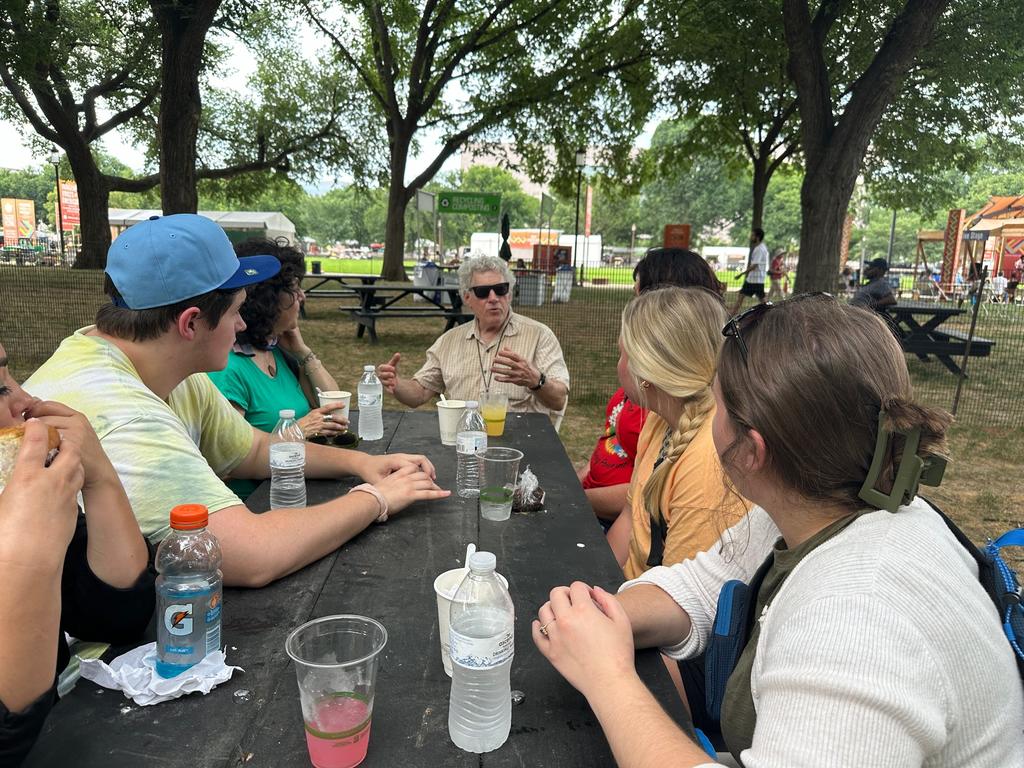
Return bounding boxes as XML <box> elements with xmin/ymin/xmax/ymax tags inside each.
<box><xmin>412</xmin><ymin>311</ymin><xmax>569</xmax><ymax>416</ymax></box>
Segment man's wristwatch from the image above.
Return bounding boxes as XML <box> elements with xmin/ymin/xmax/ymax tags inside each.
<box><xmin>529</xmin><ymin>372</ymin><xmax>546</xmax><ymax>391</ymax></box>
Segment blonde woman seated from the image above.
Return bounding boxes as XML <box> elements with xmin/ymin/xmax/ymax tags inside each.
<box><xmin>607</xmin><ymin>287</ymin><xmax>749</xmax><ymax>579</ymax></box>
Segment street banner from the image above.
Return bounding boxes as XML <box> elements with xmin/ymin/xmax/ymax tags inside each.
<box><xmin>16</xmin><ymin>199</ymin><xmax>35</xmax><ymax>241</ymax></box>
<box><xmin>1</xmin><ymin>198</ymin><xmax>17</xmax><ymax>245</ymax></box>
<box><xmin>540</xmin><ymin>192</ymin><xmax>555</xmax><ymax>221</ymax></box>
<box><xmin>415</xmin><ymin>189</ymin><xmax>435</xmax><ymax>213</ymax></box>
<box><xmin>584</xmin><ymin>186</ymin><xmax>593</xmax><ymax>237</ymax></box>
<box><xmin>59</xmin><ymin>180</ymin><xmax>80</xmax><ymax>228</ymax></box>
<box><xmin>663</xmin><ymin>224</ymin><xmax>691</xmax><ymax>249</ymax></box>
<box><xmin>438</xmin><ymin>191</ymin><xmax>501</xmax><ymax>215</ymax></box>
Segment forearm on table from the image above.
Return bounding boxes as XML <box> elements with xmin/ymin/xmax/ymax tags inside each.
<box><xmin>587</xmin><ymin>671</ymin><xmax>712</xmax><ymax>768</ymax></box>
<box><xmin>585</xmin><ymin>483</ymin><xmax>630</xmax><ymax>521</ymax></box>
<box><xmin>617</xmin><ymin>584</ymin><xmax>693</xmax><ymax>650</ymax></box>
<box><xmin>0</xmin><ymin>541</ymin><xmax>62</xmax><ymax>712</ymax></box>
<box><xmin>210</xmin><ymin>496</ymin><xmax>381</xmax><ymax>588</ymax></box>
<box><xmin>304</xmin><ymin>443</ymin><xmax>368</xmax><ymax>479</ymax></box>
<box><xmin>81</xmin><ymin>476</ymin><xmax>150</xmax><ymax>588</ymax></box>
<box><xmin>393</xmin><ymin>378</ymin><xmax>436</xmax><ymax>408</ymax></box>
<box><xmin>535</xmin><ymin>380</ymin><xmax>568</xmax><ymax>411</ymax></box>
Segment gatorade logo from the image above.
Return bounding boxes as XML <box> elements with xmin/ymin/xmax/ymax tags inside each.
<box><xmin>164</xmin><ymin>604</ymin><xmax>194</xmax><ymax>636</ymax></box>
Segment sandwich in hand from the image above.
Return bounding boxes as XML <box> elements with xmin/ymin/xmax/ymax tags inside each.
<box><xmin>0</xmin><ymin>424</ymin><xmax>62</xmax><ymax>494</ymax></box>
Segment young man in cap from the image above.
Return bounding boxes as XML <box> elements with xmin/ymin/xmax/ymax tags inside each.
<box><xmin>850</xmin><ymin>257</ymin><xmax>898</xmax><ymax>311</ymax></box>
<box><xmin>27</xmin><ymin>214</ymin><xmax>448</xmax><ymax>588</ymax></box>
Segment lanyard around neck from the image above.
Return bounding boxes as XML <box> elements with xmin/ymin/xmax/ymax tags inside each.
<box><xmin>476</xmin><ymin>313</ymin><xmax>511</xmax><ymax>394</ymax></box>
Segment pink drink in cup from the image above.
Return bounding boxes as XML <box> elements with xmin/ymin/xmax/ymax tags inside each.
<box><xmin>286</xmin><ymin>616</ymin><xmax>387</xmax><ymax>768</ymax></box>
<box><xmin>305</xmin><ymin>693</ymin><xmax>372</xmax><ymax>768</ymax></box>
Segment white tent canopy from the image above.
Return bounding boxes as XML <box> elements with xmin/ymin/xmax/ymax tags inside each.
<box><xmin>108</xmin><ymin>209</ymin><xmax>297</xmax><ymax>244</ymax></box>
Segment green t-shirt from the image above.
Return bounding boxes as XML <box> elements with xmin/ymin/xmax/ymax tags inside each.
<box><xmin>207</xmin><ymin>347</ymin><xmax>312</xmax><ymax>498</ymax></box>
<box><xmin>721</xmin><ymin>512</ymin><xmax>865</xmax><ymax>763</ymax></box>
<box><xmin>25</xmin><ymin>328</ymin><xmax>253</xmax><ymax>541</ymax></box>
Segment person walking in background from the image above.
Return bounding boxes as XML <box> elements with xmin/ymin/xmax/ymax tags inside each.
<box><xmin>729</xmin><ymin>228</ymin><xmax>768</xmax><ymax>315</ymax></box>
<box><xmin>1008</xmin><ymin>255</ymin><xmax>1023</xmax><ymax>303</ymax></box>
<box><xmin>767</xmin><ymin>248</ymin><xmax>788</xmax><ymax>301</ymax></box>
<box><xmin>992</xmin><ymin>271</ymin><xmax>1008</xmax><ymax>303</ymax></box>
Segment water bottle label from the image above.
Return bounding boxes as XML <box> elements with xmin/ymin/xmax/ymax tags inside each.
<box><xmin>358</xmin><ymin>392</ymin><xmax>382</xmax><ymax>407</ymax></box>
<box><xmin>449</xmin><ymin>628</ymin><xmax>513</xmax><ymax>668</ymax></box>
<box><xmin>456</xmin><ymin>432</ymin><xmax>487</xmax><ymax>454</ymax></box>
<box><xmin>270</xmin><ymin>442</ymin><xmax>305</xmax><ymax>469</ymax></box>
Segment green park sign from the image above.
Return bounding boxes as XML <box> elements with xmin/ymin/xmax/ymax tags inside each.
<box><xmin>437</xmin><ymin>191</ymin><xmax>501</xmax><ymax>215</ymax></box>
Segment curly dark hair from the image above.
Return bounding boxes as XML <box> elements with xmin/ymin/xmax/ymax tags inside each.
<box><xmin>234</xmin><ymin>238</ymin><xmax>306</xmax><ymax>348</ymax></box>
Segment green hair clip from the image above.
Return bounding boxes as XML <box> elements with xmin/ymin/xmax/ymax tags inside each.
<box><xmin>858</xmin><ymin>410</ymin><xmax>947</xmax><ymax>513</ymax></box>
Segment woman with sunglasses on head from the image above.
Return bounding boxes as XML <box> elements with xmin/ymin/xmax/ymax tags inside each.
<box><xmin>376</xmin><ymin>253</ymin><xmax>569</xmax><ymax>419</ymax></box>
<box><xmin>580</xmin><ymin>248</ymin><xmax>726</xmax><ymax>528</ymax></box>
<box><xmin>208</xmin><ymin>239</ymin><xmax>349</xmax><ymax>499</ymax></box>
<box><xmin>533</xmin><ymin>295</ymin><xmax>1024</xmax><ymax>767</ymax></box>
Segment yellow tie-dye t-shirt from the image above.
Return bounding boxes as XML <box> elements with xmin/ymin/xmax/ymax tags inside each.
<box><xmin>25</xmin><ymin>328</ymin><xmax>253</xmax><ymax>541</ymax></box>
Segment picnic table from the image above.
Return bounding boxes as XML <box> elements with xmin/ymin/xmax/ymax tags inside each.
<box><xmin>344</xmin><ymin>283</ymin><xmax>473</xmax><ymax>343</ymax></box>
<box><xmin>884</xmin><ymin>302</ymin><xmax>994</xmax><ymax>376</ymax></box>
<box><xmin>299</xmin><ymin>273</ymin><xmax>384</xmax><ymax>319</ymax></box>
<box><xmin>24</xmin><ymin>411</ymin><xmax>689</xmax><ymax>767</ymax></box>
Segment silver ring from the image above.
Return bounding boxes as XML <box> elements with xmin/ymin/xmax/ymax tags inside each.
<box><xmin>324</xmin><ymin>413</ymin><xmax>333</xmax><ymax>422</ymax></box>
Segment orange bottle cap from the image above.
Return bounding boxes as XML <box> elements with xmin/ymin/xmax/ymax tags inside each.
<box><xmin>169</xmin><ymin>504</ymin><xmax>209</xmax><ymax>530</ymax></box>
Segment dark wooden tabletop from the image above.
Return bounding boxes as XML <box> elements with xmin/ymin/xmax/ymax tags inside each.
<box><xmin>24</xmin><ymin>411</ymin><xmax>688</xmax><ymax>767</ymax></box>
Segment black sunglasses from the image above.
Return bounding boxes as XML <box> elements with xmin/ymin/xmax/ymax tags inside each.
<box><xmin>722</xmin><ymin>292</ymin><xmax>834</xmax><ymax>364</ymax></box>
<box><xmin>470</xmin><ymin>282</ymin><xmax>510</xmax><ymax>299</ymax></box>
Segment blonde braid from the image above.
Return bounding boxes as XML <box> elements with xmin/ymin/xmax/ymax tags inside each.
<box><xmin>643</xmin><ymin>387</ymin><xmax>715</xmax><ymax>528</ymax></box>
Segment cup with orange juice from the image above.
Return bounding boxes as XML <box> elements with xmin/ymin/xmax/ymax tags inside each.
<box><xmin>479</xmin><ymin>391</ymin><xmax>509</xmax><ymax>437</ymax></box>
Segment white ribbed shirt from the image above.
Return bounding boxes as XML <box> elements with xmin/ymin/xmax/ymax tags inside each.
<box><xmin>621</xmin><ymin>499</ymin><xmax>1024</xmax><ymax>767</ymax></box>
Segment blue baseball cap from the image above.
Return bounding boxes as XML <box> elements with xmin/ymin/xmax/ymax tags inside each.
<box><xmin>106</xmin><ymin>214</ymin><xmax>281</xmax><ymax>309</ymax></box>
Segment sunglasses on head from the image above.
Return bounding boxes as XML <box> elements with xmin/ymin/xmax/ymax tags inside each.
<box><xmin>722</xmin><ymin>292</ymin><xmax>834</xmax><ymax>364</ymax></box>
<box><xmin>470</xmin><ymin>282</ymin><xmax>510</xmax><ymax>299</ymax></box>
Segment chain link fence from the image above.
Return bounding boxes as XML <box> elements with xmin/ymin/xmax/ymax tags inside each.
<box><xmin>2</xmin><ymin>260</ymin><xmax>1022</xmax><ymax>428</ymax></box>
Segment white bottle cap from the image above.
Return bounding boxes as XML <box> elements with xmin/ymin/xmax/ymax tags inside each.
<box><xmin>279</xmin><ymin>409</ymin><xmax>296</xmax><ymax>418</ymax></box>
<box><xmin>469</xmin><ymin>551</ymin><xmax>496</xmax><ymax>572</ymax></box>
<box><xmin>465</xmin><ymin>400</ymin><xmax>479</xmax><ymax>408</ymax></box>
<box><xmin>364</xmin><ymin>364</ymin><xmax>375</xmax><ymax>371</ymax></box>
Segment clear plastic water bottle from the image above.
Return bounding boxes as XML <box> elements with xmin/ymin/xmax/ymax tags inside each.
<box><xmin>155</xmin><ymin>504</ymin><xmax>223</xmax><ymax>678</ymax></box>
<box><xmin>358</xmin><ymin>364</ymin><xmax>384</xmax><ymax>441</ymax></box>
<box><xmin>270</xmin><ymin>409</ymin><xmax>306</xmax><ymax>509</ymax></box>
<box><xmin>448</xmin><ymin>551</ymin><xmax>514</xmax><ymax>753</ymax></box>
<box><xmin>455</xmin><ymin>400</ymin><xmax>487</xmax><ymax>498</ymax></box>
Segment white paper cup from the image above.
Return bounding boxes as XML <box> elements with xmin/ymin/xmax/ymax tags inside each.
<box><xmin>317</xmin><ymin>390</ymin><xmax>351</xmax><ymax>422</ymax></box>
<box><xmin>436</xmin><ymin>400</ymin><xmax>466</xmax><ymax>446</ymax></box>
<box><xmin>433</xmin><ymin>566</ymin><xmax>508</xmax><ymax>676</ymax></box>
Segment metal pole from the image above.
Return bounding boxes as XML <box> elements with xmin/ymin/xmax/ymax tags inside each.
<box><xmin>572</xmin><ymin>167</ymin><xmax>582</xmax><ymax>287</ymax></box>
<box><xmin>886</xmin><ymin>209</ymin><xmax>897</xmax><ymax>263</ymax></box>
<box><xmin>53</xmin><ymin>160</ymin><xmax>66</xmax><ymax>263</ymax></box>
<box><xmin>951</xmin><ymin>263</ymin><xmax>987</xmax><ymax>416</ymax></box>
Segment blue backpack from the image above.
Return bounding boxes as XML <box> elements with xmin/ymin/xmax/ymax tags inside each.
<box><xmin>703</xmin><ymin>499</ymin><xmax>1024</xmax><ymax>724</ymax></box>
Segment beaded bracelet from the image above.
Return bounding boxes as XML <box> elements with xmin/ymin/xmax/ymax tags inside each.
<box><xmin>298</xmin><ymin>350</ymin><xmax>318</xmax><ymax>368</ymax></box>
<box><xmin>348</xmin><ymin>483</ymin><xmax>389</xmax><ymax>523</ymax></box>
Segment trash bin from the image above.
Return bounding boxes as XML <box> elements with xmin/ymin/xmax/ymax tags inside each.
<box><xmin>552</xmin><ymin>265</ymin><xmax>574</xmax><ymax>303</ymax></box>
<box><xmin>413</xmin><ymin>260</ymin><xmax>439</xmax><ymax>302</ymax></box>
<box><xmin>441</xmin><ymin>272</ymin><xmax>460</xmax><ymax>307</ymax></box>
<box><xmin>311</xmin><ymin>260</ymin><xmax>322</xmax><ymax>275</ymax></box>
<box><xmin>516</xmin><ymin>273</ymin><xmax>546</xmax><ymax>306</ymax></box>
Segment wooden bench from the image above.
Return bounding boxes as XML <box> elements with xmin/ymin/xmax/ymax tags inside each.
<box><xmin>350</xmin><ymin>307</ymin><xmax>473</xmax><ymax>343</ymax></box>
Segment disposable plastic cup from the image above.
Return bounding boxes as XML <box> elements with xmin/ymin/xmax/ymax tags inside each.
<box><xmin>286</xmin><ymin>615</ymin><xmax>387</xmax><ymax>768</ymax></box>
<box><xmin>480</xmin><ymin>447</ymin><xmax>523</xmax><ymax>522</ymax></box>
<box><xmin>479</xmin><ymin>391</ymin><xmax>509</xmax><ymax>437</ymax></box>
<box><xmin>436</xmin><ymin>400</ymin><xmax>467</xmax><ymax>445</ymax></box>
<box><xmin>317</xmin><ymin>391</ymin><xmax>352</xmax><ymax>423</ymax></box>
<box><xmin>433</xmin><ymin>567</ymin><xmax>509</xmax><ymax>676</ymax></box>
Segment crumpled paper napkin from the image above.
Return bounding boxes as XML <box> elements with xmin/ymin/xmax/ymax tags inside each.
<box><xmin>79</xmin><ymin>642</ymin><xmax>242</xmax><ymax>706</ymax></box>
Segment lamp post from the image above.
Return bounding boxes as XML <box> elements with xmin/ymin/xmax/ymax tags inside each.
<box><xmin>572</xmin><ymin>148</ymin><xmax>586</xmax><ymax>286</ymax></box>
<box><xmin>49</xmin><ymin>151</ymin><xmax>66</xmax><ymax>264</ymax></box>
<box><xmin>630</xmin><ymin>223</ymin><xmax>637</xmax><ymax>264</ymax></box>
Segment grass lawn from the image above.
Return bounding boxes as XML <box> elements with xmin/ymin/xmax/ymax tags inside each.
<box><xmin>2</xmin><ymin>265</ymin><xmax>1022</xmax><ymax>548</ymax></box>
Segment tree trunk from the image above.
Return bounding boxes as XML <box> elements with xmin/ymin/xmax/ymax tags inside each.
<box><xmin>63</xmin><ymin>142</ymin><xmax>111</xmax><ymax>269</ymax></box>
<box><xmin>751</xmin><ymin>156</ymin><xmax>769</xmax><ymax>232</ymax></box>
<box><xmin>793</xmin><ymin>165</ymin><xmax>857</xmax><ymax>293</ymax></box>
<box><xmin>382</xmin><ymin>134</ymin><xmax>412</xmax><ymax>281</ymax></box>
<box><xmin>152</xmin><ymin>0</ymin><xmax>221</xmax><ymax>215</ymax></box>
